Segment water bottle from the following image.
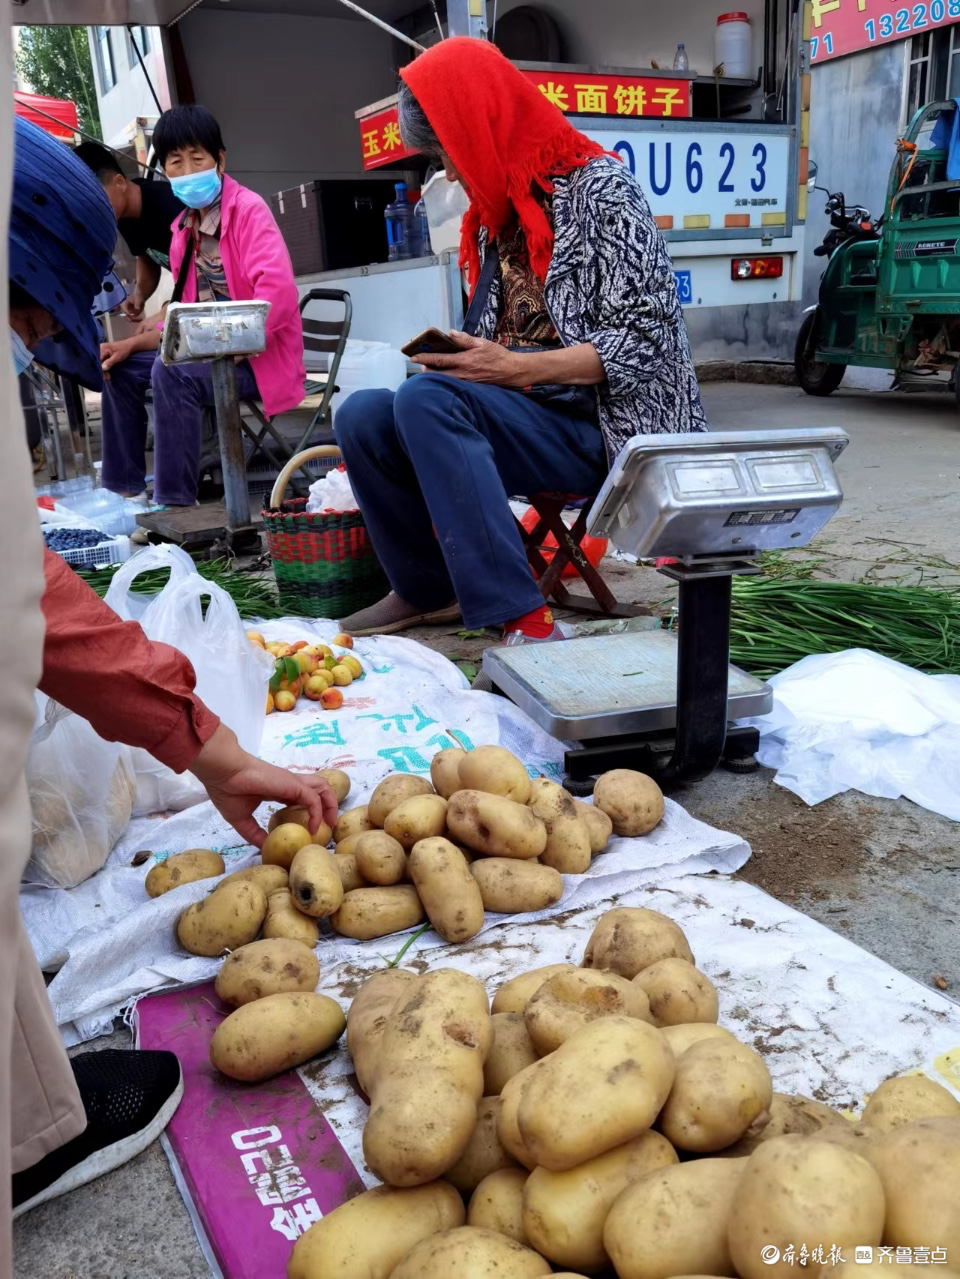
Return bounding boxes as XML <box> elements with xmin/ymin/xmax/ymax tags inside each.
<box><xmin>384</xmin><ymin>182</ymin><xmax>413</xmax><ymax>262</ymax></box>
<box><xmin>673</xmin><ymin>42</ymin><xmax>689</xmax><ymax>71</ymax></box>
<box><xmin>414</xmin><ymin>196</ymin><xmax>432</xmax><ymax>257</ymax></box>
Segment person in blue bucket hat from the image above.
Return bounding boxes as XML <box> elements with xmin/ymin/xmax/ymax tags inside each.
<box><xmin>3</xmin><ymin>119</ymin><xmax>338</xmax><ymax>1237</ymax></box>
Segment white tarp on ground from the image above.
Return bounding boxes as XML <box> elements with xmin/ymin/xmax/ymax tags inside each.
<box><xmin>19</xmin><ymin>621</ymin><xmax>750</xmax><ymax>1044</ymax></box>
<box><xmin>297</xmin><ymin>873</ymin><xmax>960</xmax><ymax>1188</ymax></box>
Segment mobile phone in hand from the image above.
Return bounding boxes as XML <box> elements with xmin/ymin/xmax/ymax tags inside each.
<box><xmin>401</xmin><ymin>327</ymin><xmax>462</xmax><ymax>358</ymax></box>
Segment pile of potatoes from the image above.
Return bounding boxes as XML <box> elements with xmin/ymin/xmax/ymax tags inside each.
<box><xmin>288</xmin><ymin>904</ymin><xmax>960</xmax><ymax>1279</ymax></box>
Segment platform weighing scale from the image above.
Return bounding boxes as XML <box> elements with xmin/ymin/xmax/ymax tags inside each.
<box><xmin>483</xmin><ymin>427</ymin><xmax>849</xmax><ymax>791</ymax></box>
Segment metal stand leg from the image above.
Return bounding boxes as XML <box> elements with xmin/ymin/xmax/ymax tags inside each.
<box><xmin>210</xmin><ymin>357</ymin><xmax>251</xmax><ymax>533</ymax></box>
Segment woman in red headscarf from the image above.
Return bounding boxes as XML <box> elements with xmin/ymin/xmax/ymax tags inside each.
<box><xmin>337</xmin><ymin>39</ymin><xmax>705</xmax><ymax>649</ymax></box>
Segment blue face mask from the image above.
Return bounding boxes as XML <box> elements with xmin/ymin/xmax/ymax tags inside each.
<box><xmin>10</xmin><ymin>328</ymin><xmax>32</xmax><ymax>376</ymax></box>
<box><xmin>169</xmin><ymin>167</ymin><xmax>222</xmax><ymax>210</ymax></box>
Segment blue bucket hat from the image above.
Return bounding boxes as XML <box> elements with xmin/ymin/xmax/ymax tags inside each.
<box><xmin>10</xmin><ymin>118</ymin><xmax>118</xmax><ymax>390</ymax></box>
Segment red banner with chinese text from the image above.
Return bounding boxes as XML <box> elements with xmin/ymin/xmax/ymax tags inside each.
<box><xmin>809</xmin><ymin>0</ymin><xmax>960</xmax><ymax>63</ymax></box>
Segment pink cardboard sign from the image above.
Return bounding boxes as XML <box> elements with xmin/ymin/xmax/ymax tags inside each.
<box><xmin>134</xmin><ymin>982</ymin><xmax>364</xmax><ymax>1278</ymax></box>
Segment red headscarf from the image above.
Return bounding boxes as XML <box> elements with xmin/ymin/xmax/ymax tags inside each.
<box><xmin>400</xmin><ymin>39</ymin><xmax>605</xmax><ymax>292</ymax></box>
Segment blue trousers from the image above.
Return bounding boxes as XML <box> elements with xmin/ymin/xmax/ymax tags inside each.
<box><xmin>335</xmin><ymin>373</ymin><xmax>607</xmax><ymax>630</ymax></box>
<box><xmin>100</xmin><ymin>351</ymin><xmax>258</xmax><ymax>505</ymax></box>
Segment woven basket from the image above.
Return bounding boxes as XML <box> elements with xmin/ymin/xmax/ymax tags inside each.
<box><xmin>262</xmin><ymin>445</ymin><xmax>387</xmax><ymax>619</ymax></box>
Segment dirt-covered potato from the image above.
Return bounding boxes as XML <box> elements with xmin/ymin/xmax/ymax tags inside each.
<box><xmin>518</xmin><ymin>1016</ymin><xmax>675</xmax><ymax>1171</ymax></box>
<box><xmin>528</xmin><ymin>782</ymin><xmax>591</xmax><ymax>875</ymax></box>
<box><xmin>333</xmin><ymin>852</ymin><xmax>366</xmax><ymax>893</ymax></box>
<box><xmin>524</xmin><ymin>968</ymin><xmax>654</xmax><ymax>1056</ymax></box>
<box><xmin>497</xmin><ymin>1060</ymin><xmax>546</xmax><ymax>1170</ymax></box>
<box><xmin>145</xmin><ymin>848</ymin><xmax>224</xmax><ymax>897</ymax></box>
<box><xmin>603</xmin><ymin>1157</ymin><xmax>746</xmax><ymax>1279</ymax></box>
<box><xmin>176</xmin><ymin>880</ymin><xmax>267</xmax><ymax>956</ymax></box>
<box><xmin>484</xmin><ymin>1013</ymin><xmax>539</xmax><ymax>1094</ymax></box>
<box><xmin>592</xmin><ymin>769</ymin><xmax>664</xmax><ymax>837</ymax></box>
<box><xmin>266</xmin><ymin>805</ymin><xmax>332</xmax><ymax>847</ymax></box>
<box><xmin>288</xmin><ymin>1182</ymin><xmax>464</xmax><ymax>1279</ymax></box>
<box><xmin>582</xmin><ymin>906</ymin><xmax>694</xmax><ymax>978</ymax></box>
<box><xmin>660</xmin><ymin>1022</ymin><xmax>736</xmax><ymax>1057</ymax></box>
<box><xmin>431</xmin><ymin>747</ymin><xmax>466</xmax><ymax>799</ymax></box>
<box><xmin>861</xmin><ymin>1074</ymin><xmax>960</xmax><ymax>1132</ymax></box>
<box><xmin>446</xmin><ymin>1095</ymin><xmax>520</xmax><ymax>1193</ymax></box>
<box><xmin>315</xmin><ymin>767</ymin><xmax>351</xmax><ymax>804</ymax></box>
<box><xmin>216</xmin><ymin>863</ymin><xmax>288</xmax><ymax>896</ymax></box>
<box><xmin>331</xmin><ymin>885</ymin><xmax>425</xmax><ymax>940</ymax></box>
<box><xmin>214</xmin><ymin>937</ymin><xmax>319</xmax><ymax>1008</ymax></box>
<box><xmin>409</xmin><ymin>837</ymin><xmax>484</xmax><ymax>943</ymax></box>
<box><xmin>492</xmin><ymin>964</ymin><xmax>579</xmax><ymax>1015</ymax></box>
<box><xmin>447</xmin><ymin>791</ymin><xmax>547</xmax><ymax>860</ymax></box>
<box><xmin>346</xmin><ymin>967</ymin><xmax>419</xmax><ymax>1095</ymax></box>
<box><xmin>368</xmin><ymin>774</ymin><xmax>435</xmax><ymax>828</ymax></box>
<box><xmin>334</xmin><ymin>832</ymin><xmax>367</xmax><ymax>858</ymax></box>
<box><xmin>209</xmin><ymin>991</ymin><xmax>344</xmax><ymax>1081</ymax></box>
<box><xmin>262</xmin><ymin>887</ymin><xmax>319</xmax><ymax>945</ymax></box>
<box><xmin>458</xmin><ymin>746</ymin><xmax>532</xmax><ymax>804</ymax></box>
<box><xmin>865</xmin><ymin>1116</ymin><xmax>960</xmax><ymax>1251</ymax></box>
<box><xmin>332</xmin><ymin>805</ymin><xmax>374</xmax><ymax>844</ymax></box>
<box><xmin>383</xmin><ymin>794</ymin><xmax>449</xmax><ymax>850</ymax></box>
<box><xmin>354</xmin><ymin>831</ymin><xmax>407</xmax><ymax>885</ymax></box>
<box><xmin>632</xmin><ymin>957</ymin><xmax>719</xmax><ymax>1026</ymax></box>
<box><xmin>468</xmin><ymin>1168</ymin><xmax>529</xmax><ymax>1244</ymax></box>
<box><xmin>288</xmin><ymin>844</ymin><xmax>344</xmax><ymax>918</ymax></box>
<box><xmin>388</xmin><ymin>1226</ymin><xmax>551</xmax><ymax>1279</ymax></box>
<box><xmin>572</xmin><ymin>800</ymin><xmax>613</xmax><ymax>854</ymax></box>
<box><xmin>524</xmin><ymin>1130</ymin><xmax>677</xmax><ymax>1272</ymax></box>
<box><xmin>261</xmin><ymin>822</ymin><xmax>314</xmax><ymax>869</ymax></box>
<box><xmin>660</xmin><ymin>1038</ymin><xmax>772</xmax><ymax>1153</ymax></box>
<box><xmin>470</xmin><ymin>859</ymin><xmax>564</xmax><ymax>915</ymax></box>
<box><xmin>728</xmin><ymin>1136</ymin><xmax>885</xmax><ymax>1279</ymax></box>
<box><xmin>719</xmin><ymin>1092</ymin><xmax>851</xmax><ymax>1156</ymax></box>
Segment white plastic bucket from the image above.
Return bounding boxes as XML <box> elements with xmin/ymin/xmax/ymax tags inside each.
<box><xmin>329</xmin><ymin>340</ymin><xmax>407</xmax><ymax>418</ymax></box>
<box><xmin>715</xmin><ymin>12</ymin><xmax>752</xmax><ymax>79</ymax></box>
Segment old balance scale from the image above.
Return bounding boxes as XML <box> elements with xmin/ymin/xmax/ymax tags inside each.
<box><xmin>483</xmin><ymin>428</ymin><xmax>849</xmax><ymax>793</ymax></box>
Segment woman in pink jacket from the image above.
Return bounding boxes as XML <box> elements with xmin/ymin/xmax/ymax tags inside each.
<box><xmin>98</xmin><ymin>106</ymin><xmax>306</xmax><ymax>507</ymax></box>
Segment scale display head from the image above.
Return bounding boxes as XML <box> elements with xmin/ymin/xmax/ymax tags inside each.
<box><xmin>161</xmin><ymin>300</ymin><xmax>271</xmax><ymax>365</ymax></box>
<box><xmin>587</xmin><ymin>427</ymin><xmax>849</xmax><ymax>562</ymax></box>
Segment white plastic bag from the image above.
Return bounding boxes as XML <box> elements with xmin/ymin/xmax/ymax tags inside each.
<box><xmin>26</xmin><ymin>694</ymin><xmax>136</xmax><ymax>888</ymax></box>
<box><xmin>104</xmin><ymin>544</ymin><xmax>272</xmax><ymax>815</ymax></box>
<box><xmin>305</xmin><ymin>465</ymin><xmax>358</xmax><ymax>514</ymax></box>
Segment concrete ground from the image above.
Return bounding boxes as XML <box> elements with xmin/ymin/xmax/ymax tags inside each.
<box><xmin>14</xmin><ymin>382</ymin><xmax>960</xmax><ymax>1279</ymax></box>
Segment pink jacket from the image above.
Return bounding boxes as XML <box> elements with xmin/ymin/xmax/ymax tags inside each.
<box><xmin>168</xmin><ymin>174</ymin><xmax>306</xmax><ymax>417</ymax></box>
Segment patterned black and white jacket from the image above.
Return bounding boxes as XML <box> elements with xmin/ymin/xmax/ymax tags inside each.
<box><xmin>472</xmin><ymin>156</ymin><xmax>708</xmax><ymax>465</ymax></box>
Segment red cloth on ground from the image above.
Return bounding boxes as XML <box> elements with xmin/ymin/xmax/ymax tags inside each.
<box><xmin>39</xmin><ymin>549</ymin><xmax>220</xmax><ymax>773</ymax></box>
<box><xmin>400</xmin><ymin>38</ymin><xmax>605</xmax><ymax>292</ymax></box>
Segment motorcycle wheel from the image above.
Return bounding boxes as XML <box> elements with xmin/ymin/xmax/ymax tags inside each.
<box><xmin>795</xmin><ymin>311</ymin><xmax>846</xmax><ymax>397</ymax></box>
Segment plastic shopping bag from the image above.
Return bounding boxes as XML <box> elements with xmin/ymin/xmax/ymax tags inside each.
<box><xmin>26</xmin><ymin>694</ymin><xmax>136</xmax><ymax>889</ymax></box>
<box><xmin>104</xmin><ymin>545</ymin><xmax>272</xmax><ymax>815</ymax></box>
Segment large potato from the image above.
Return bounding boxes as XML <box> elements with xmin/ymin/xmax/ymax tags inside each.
<box><xmin>333</xmin><ymin>852</ymin><xmax>366</xmax><ymax>893</ymax></box>
<box><xmin>214</xmin><ymin>938</ymin><xmax>319</xmax><ymax>1008</ymax></box>
<box><xmin>592</xmin><ymin>769</ymin><xmax>664</xmax><ymax>836</ymax></box>
<box><xmin>470</xmin><ymin>859</ymin><xmax>563</xmax><ymax>915</ymax></box>
<box><xmin>633</xmin><ymin>957</ymin><xmax>718</xmax><ymax>1026</ymax></box>
<box><xmin>865</xmin><ymin>1116</ymin><xmax>960</xmax><ymax>1250</ymax></box>
<box><xmin>145</xmin><ymin>848</ymin><xmax>224</xmax><ymax>898</ymax></box>
<box><xmin>582</xmin><ymin>907</ymin><xmax>694</xmax><ymax>978</ymax></box>
<box><xmin>517</xmin><ymin>1016</ymin><xmax>675</xmax><ymax>1170</ymax></box>
<box><xmin>355</xmin><ymin>831</ymin><xmax>407</xmax><ymax>885</ymax></box>
<box><xmin>316</xmin><ymin>767</ymin><xmax>350</xmax><ymax>804</ymax></box>
<box><xmin>176</xmin><ymin>880</ymin><xmax>267</xmax><ymax>957</ymax></box>
<box><xmin>368</xmin><ymin>774</ymin><xmax>435</xmax><ymax>828</ymax></box>
<box><xmin>458</xmin><ymin>746</ymin><xmax>532</xmax><ymax>804</ymax></box>
<box><xmin>727</xmin><ymin>1136</ymin><xmax>885</xmax><ymax>1279</ymax></box>
<box><xmin>468</xmin><ymin>1168</ymin><xmax>529</xmax><ymax>1244</ymax></box>
<box><xmin>331</xmin><ymin>886</ymin><xmax>425</xmax><ymax>940</ymax></box>
<box><xmin>333</xmin><ymin>805</ymin><xmax>374</xmax><ymax>844</ymax></box>
<box><xmin>209</xmin><ymin>991</ymin><xmax>344</xmax><ymax>1081</ymax></box>
<box><xmin>216</xmin><ymin>864</ymin><xmax>289</xmax><ymax>896</ymax></box>
<box><xmin>528</xmin><ymin>782</ymin><xmax>591</xmax><ymax>874</ymax></box>
<box><xmin>603</xmin><ymin>1157</ymin><xmax>746</xmax><ymax>1279</ymax></box>
<box><xmin>497</xmin><ymin>1060</ymin><xmax>546</xmax><ymax>1170</ymax></box>
<box><xmin>719</xmin><ymin>1092</ymin><xmax>851</xmax><ymax>1156</ymax></box>
<box><xmin>446</xmin><ymin>1095</ymin><xmax>520</xmax><ymax>1193</ymax></box>
<box><xmin>288</xmin><ymin>1182</ymin><xmax>464</xmax><ymax>1279</ymax></box>
<box><xmin>384</xmin><ymin>795</ymin><xmax>449</xmax><ymax>850</ymax></box>
<box><xmin>267</xmin><ymin>805</ymin><xmax>332</xmax><ymax>847</ymax></box>
<box><xmin>388</xmin><ymin>1226</ymin><xmax>551</xmax><ymax>1279</ymax></box>
<box><xmin>523</xmin><ymin>1130</ymin><xmax>677</xmax><ymax>1272</ymax></box>
<box><xmin>409</xmin><ymin>837</ymin><xmax>484</xmax><ymax>943</ymax></box>
<box><xmin>492</xmin><ymin>964</ymin><xmax>579</xmax><ymax>1015</ymax></box>
<box><xmin>289</xmin><ymin>845</ymin><xmax>344</xmax><ymax>918</ymax></box>
<box><xmin>430</xmin><ymin>747</ymin><xmax>466</xmax><ymax>799</ymax></box>
<box><xmin>346</xmin><ymin>967</ymin><xmax>419</xmax><ymax>1094</ymax></box>
<box><xmin>659</xmin><ymin>1038</ymin><xmax>772</xmax><ymax>1153</ymax></box>
<box><xmin>861</xmin><ymin>1074</ymin><xmax>960</xmax><ymax>1132</ymax></box>
<box><xmin>262</xmin><ymin>887</ymin><xmax>319</xmax><ymax>945</ymax></box>
<box><xmin>572</xmin><ymin>800</ymin><xmax>612</xmax><ymax>854</ymax></box>
<box><xmin>447</xmin><ymin>791</ymin><xmax>547</xmax><ymax>860</ymax></box>
<box><xmin>524</xmin><ymin>968</ymin><xmax>654</xmax><ymax>1056</ymax></box>
<box><xmin>660</xmin><ymin>1022</ymin><xmax>736</xmax><ymax>1057</ymax></box>
<box><xmin>484</xmin><ymin>1013</ymin><xmax>539</xmax><ymax>1094</ymax></box>
<box><xmin>363</xmin><ymin>969</ymin><xmax>492</xmax><ymax>1186</ymax></box>
<box><xmin>261</xmin><ymin>822</ymin><xmax>313</xmax><ymax>870</ymax></box>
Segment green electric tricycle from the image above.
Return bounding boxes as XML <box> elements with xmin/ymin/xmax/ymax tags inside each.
<box><xmin>796</xmin><ymin>101</ymin><xmax>960</xmax><ymax>402</ymax></box>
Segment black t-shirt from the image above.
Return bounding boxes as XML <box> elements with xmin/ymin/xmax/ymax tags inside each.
<box><xmin>117</xmin><ymin>178</ymin><xmax>185</xmax><ymax>268</ymax></box>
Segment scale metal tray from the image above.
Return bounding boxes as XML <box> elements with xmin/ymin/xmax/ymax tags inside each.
<box><xmin>483</xmin><ymin>631</ymin><xmax>772</xmax><ymax>740</ymax></box>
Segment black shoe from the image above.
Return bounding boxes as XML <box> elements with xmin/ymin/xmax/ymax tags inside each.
<box><xmin>12</xmin><ymin>1049</ymin><xmax>183</xmax><ymax>1219</ymax></box>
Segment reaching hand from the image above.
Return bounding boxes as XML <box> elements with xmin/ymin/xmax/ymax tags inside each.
<box><xmin>121</xmin><ymin>293</ymin><xmax>146</xmax><ymax>323</ymax></box>
<box><xmin>189</xmin><ymin>724</ymin><xmax>339</xmax><ymax>848</ymax></box>
<box><xmin>413</xmin><ymin>331</ymin><xmax>525</xmax><ymax>386</ymax></box>
<box><xmin>100</xmin><ymin>337</ymin><xmax>136</xmax><ymax>375</ymax></box>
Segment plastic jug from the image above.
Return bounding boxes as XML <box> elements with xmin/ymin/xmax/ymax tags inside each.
<box><xmin>715</xmin><ymin>12</ymin><xmax>752</xmax><ymax>78</ymax></box>
<box><xmin>384</xmin><ymin>181</ymin><xmax>415</xmax><ymax>262</ymax></box>
<box><xmin>330</xmin><ymin>340</ymin><xmax>408</xmax><ymax>421</ymax></box>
